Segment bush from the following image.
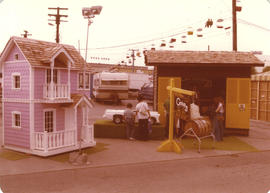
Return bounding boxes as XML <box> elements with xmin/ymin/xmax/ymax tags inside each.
<box><xmin>94</xmin><ymin>120</ymin><xmax>165</xmax><ymax>140</ymax></box>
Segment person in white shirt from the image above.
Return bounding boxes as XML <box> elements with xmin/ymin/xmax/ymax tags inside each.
<box><xmin>135</xmin><ymin>95</ymin><xmax>151</xmax><ymax>140</ymax></box>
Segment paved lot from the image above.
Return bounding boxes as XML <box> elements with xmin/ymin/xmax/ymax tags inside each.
<box><xmin>0</xmin><ymin>100</ymin><xmax>270</xmax><ymax>177</ymax></box>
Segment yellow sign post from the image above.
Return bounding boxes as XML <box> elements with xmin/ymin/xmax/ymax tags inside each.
<box><xmin>157</xmin><ymin>79</ymin><xmax>195</xmax><ymax>153</ymax></box>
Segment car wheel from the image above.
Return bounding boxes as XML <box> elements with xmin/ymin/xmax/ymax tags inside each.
<box><xmin>113</xmin><ymin>115</ymin><xmax>122</xmax><ymax>124</ymax></box>
<box><xmin>150</xmin><ymin>117</ymin><xmax>156</xmax><ymax>125</ymax></box>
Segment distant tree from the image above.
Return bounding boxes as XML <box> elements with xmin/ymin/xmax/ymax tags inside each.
<box><xmin>251</xmin><ymin>67</ymin><xmax>257</xmax><ymax>74</ymax></box>
<box><xmin>262</xmin><ymin>66</ymin><xmax>270</xmax><ymax>73</ymax></box>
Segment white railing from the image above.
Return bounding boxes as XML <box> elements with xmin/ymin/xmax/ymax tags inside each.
<box><xmin>43</xmin><ymin>84</ymin><xmax>70</xmax><ymax>99</ymax></box>
<box><xmin>34</xmin><ymin>130</ymin><xmax>76</xmax><ymax>152</ymax></box>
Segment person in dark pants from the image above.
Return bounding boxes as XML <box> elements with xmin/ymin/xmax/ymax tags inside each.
<box><xmin>214</xmin><ymin>97</ymin><xmax>225</xmax><ymax>141</ymax></box>
<box><xmin>123</xmin><ymin>103</ymin><xmax>135</xmax><ymax>140</ymax></box>
<box><xmin>135</xmin><ymin>95</ymin><xmax>151</xmax><ymax>141</ymax></box>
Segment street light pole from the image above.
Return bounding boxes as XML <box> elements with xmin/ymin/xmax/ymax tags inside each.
<box><xmin>82</xmin><ymin>6</ymin><xmax>102</xmax><ymax>89</ymax></box>
<box><xmin>85</xmin><ymin>18</ymin><xmax>93</xmax><ymax>62</ymax></box>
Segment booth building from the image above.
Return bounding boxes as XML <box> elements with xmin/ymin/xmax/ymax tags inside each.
<box><xmin>251</xmin><ymin>71</ymin><xmax>270</xmax><ymax>122</ymax></box>
<box><xmin>144</xmin><ymin>50</ymin><xmax>264</xmax><ymax>136</ymax></box>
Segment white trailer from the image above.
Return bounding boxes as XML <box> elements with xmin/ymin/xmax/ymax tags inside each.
<box><xmin>128</xmin><ymin>73</ymin><xmax>150</xmax><ymax>91</ymax></box>
<box><xmin>92</xmin><ymin>72</ymin><xmax>129</xmax><ymax>102</ymax></box>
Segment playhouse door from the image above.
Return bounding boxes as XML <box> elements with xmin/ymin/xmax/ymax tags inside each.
<box><xmin>226</xmin><ymin>78</ymin><xmax>250</xmax><ymax>129</ymax></box>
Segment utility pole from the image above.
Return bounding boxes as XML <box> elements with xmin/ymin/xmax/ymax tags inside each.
<box><xmin>48</xmin><ymin>7</ymin><xmax>68</xmax><ymax>43</ymax></box>
<box><xmin>21</xmin><ymin>30</ymin><xmax>32</xmax><ymax>38</ymax></box>
<box><xmin>232</xmin><ymin>0</ymin><xmax>237</xmax><ymax>51</ymax></box>
<box><xmin>129</xmin><ymin>49</ymin><xmax>139</xmax><ymax>72</ymax></box>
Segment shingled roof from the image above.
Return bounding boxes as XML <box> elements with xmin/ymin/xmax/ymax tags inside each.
<box><xmin>144</xmin><ymin>50</ymin><xmax>264</xmax><ymax>67</ymax></box>
<box><xmin>2</xmin><ymin>36</ymin><xmax>86</xmax><ymax>69</ymax></box>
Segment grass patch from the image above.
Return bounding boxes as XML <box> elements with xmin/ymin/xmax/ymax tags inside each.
<box><xmin>0</xmin><ymin>149</ymin><xmax>31</xmax><ymax>161</ymax></box>
<box><xmin>181</xmin><ymin>136</ymin><xmax>258</xmax><ymax>152</ymax></box>
<box><xmin>94</xmin><ymin>119</ymin><xmax>165</xmax><ymax>140</ymax></box>
<box><xmin>47</xmin><ymin>142</ymin><xmax>109</xmax><ymax>163</ymax></box>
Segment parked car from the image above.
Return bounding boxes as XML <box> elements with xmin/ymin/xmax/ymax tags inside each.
<box><xmin>103</xmin><ymin>109</ymin><xmax>160</xmax><ymax>125</ymax></box>
<box><xmin>138</xmin><ymin>83</ymin><xmax>153</xmax><ymax>101</ymax></box>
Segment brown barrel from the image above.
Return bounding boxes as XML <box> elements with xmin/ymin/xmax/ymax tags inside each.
<box><xmin>183</xmin><ymin>117</ymin><xmax>212</xmax><ymax>137</ymax></box>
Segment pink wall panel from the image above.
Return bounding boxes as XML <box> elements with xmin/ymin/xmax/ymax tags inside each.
<box><xmin>5</xmin><ymin>45</ymin><xmax>26</xmax><ymax>61</ymax></box>
<box><xmin>3</xmin><ymin>61</ymin><xmax>30</xmax><ymax>99</ymax></box>
<box><xmin>34</xmin><ymin>103</ymin><xmax>43</xmax><ymax>132</ymax></box>
<box><xmin>70</xmin><ymin>71</ymin><xmax>78</xmax><ymax>93</ymax></box>
<box><xmin>34</xmin><ymin>103</ymin><xmax>65</xmax><ymax>132</ymax></box>
<box><xmin>56</xmin><ymin>107</ymin><xmax>65</xmax><ymax>131</ymax></box>
<box><xmin>4</xmin><ymin>102</ymin><xmax>30</xmax><ymax>148</ymax></box>
<box><xmin>60</xmin><ymin>69</ymin><xmax>68</xmax><ymax>84</ymax></box>
<box><xmin>34</xmin><ymin>68</ymin><xmax>45</xmax><ymax>99</ymax></box>
<box><xmin>70</xmin><ymin>70</ymin><xmax>90</xmax><ymax>97</ymax></box>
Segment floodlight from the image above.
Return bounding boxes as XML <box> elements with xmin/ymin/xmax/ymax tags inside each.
<box><xmin>82</xmin><ymin>6</ymin><xmax>102</xmax><ymax>17</ymax></box>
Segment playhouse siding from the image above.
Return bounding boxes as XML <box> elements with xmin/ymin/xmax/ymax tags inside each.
<box><xmin>34</xmin><ymin>68</ymin><xmax>45</xmax><ymax>99</ymax></box>
<box><xmin>60</xmin><ymin>69</ymin><xmax>68</xmax><ymax>84</ymax></box>
<box><xmin>70</xmin><ymin>70</ymin><xmax>78</xmax><ymax>93</ymax></box>
<box><xmin>70</xmin><ymin>70</ymin><xmax>90</xmax><ymax>97</ymax></box>
<box><xmin>4</xmin><ymin>102</ymin><xmax>30</xmax><ymax>148</ymax></box>
<box><xmin>34</xmin><ymin>103</ymin><xmax>65</xmax><ymax>132</ymax></box>
<box><xmin>56</xmin><ymin>107</ymin><xmax>65</xmax><ymax>131</ymax></box>
<box><xmin>5</xmin><ymin>44</ymin><xmax>26</xmax><ymax>62</ymax></box>
<box><xmin>3</xmin><ymin>60</ymin><xmax>30</xmax><ymax>99</ymax></box>
<box><xmin>34</xmin><ymin>103</ymin><xmax>43</xmax><ymax>132</ymax></box>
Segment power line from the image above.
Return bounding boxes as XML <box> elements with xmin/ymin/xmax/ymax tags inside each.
<box><xmin>238</xmin><ymin>18</ymin><xmax>270</xmax><ymax>32</ymax></box>
<box><xmin>84</xmin><ymin>17</ymin><xmax>232</xmax><ymax>51</ymax></box>
<box><xmin>48</xmin><ymin>7</ymin><xmax>68</xmax><ymax>43</ymax></box>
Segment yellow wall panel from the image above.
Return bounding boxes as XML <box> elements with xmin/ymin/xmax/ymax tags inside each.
<box><xmin>226</xmin><ymin>78</ymin><xmax>250</xmax><ymax>129</ymax></box>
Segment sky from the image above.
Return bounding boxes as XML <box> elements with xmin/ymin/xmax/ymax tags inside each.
<box><xmin>0</xmin><ymin>0</ymin><xmax>270</xmax><ymax>66</ymax></box>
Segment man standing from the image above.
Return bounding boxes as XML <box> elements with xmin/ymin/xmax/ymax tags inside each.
<box><xmin>135</xmin><ymin>95</ymin><xmax>151</xmax><ymax>140</ymax></box>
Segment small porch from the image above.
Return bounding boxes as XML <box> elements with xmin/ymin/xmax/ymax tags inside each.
<box><xmin>32</xmin><ymin>94</ymin><xmax>95</xmax><ymax>157</ymax></box>
<box><xmin>33</xmin><ymin>125</ymin><xmax>95</xmax><ymax>157</ymax></box>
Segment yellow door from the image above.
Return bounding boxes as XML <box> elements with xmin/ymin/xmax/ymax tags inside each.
<box><xmin>226</xmin><ymin>78</ymin><xmax>250</xmax><ymax>129</ymax></box>
<box><xmin>158</xmin><ymin>77</ymin><xmax>181</xmax><ymax>124</ymax></box>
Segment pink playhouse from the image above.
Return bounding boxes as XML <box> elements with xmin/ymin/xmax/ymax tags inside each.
<box><xmin>0</xmin><ymin>36</ymin><xmax>96</xmax><ymax>156</ymax></box>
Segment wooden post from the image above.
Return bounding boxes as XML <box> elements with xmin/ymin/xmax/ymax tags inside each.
<box><xmin>157</xmin><ymin>79</ymin><xmax>194</xmax><ymax>154</ymax></box>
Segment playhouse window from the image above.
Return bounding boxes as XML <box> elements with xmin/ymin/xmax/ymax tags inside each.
<box><xmin>14</xmin><ymin>54</ymin><xmax>19</xmax><ymax>60</ymax></box>
<box><xmin>85</xmin><ymin>73</ymin><xmax>90</xmax><ymax>89</ymax></box>
<box><xmin>78</xmin><ymin>73</ymin><xmax>84</xmax><ymax>89</ymax></box>
<box><xmin>44</xmin><ymin>110</ymin><xmax>54</xmax><ymax>132</ymax></box>
<box><xmin>12</xmin><ymin>73</ymin><xmax>21</xmax><ymax>89</ymax></box>
<box><xmin>12</xmin><ymin>112</ymin><xmax>21</xmax><ymax>128</ymax></box>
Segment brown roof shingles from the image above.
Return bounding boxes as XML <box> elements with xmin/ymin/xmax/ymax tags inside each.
<box><xmin>12</xmin><ymin>36</ymin><xmax>86</xmax><ymax>69</ymax></box>
<box><xmin>145</xmin><ymin>50</ymin><xmax>264</xmax><ymax>67</ymax></box>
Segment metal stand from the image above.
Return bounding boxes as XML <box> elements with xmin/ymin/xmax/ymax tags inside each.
<box><xmin>178</xmin><ymin>127</ymin><xmax>215</xmax><ymax>153</ymax></box>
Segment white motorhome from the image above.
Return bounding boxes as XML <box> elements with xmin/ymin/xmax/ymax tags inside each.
<box><xmin>92</xmin><ymin>72</ymin><xmax>129</xmax><ymax>102</ymax></box>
